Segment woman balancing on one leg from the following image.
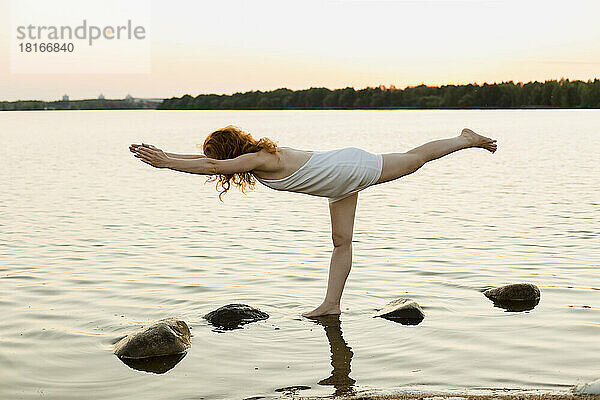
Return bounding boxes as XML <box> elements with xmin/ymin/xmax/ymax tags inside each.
<box><xmin>129</xmin><ymin>126</ymin><xmax>497</xmax><ymax>318</ymax></box>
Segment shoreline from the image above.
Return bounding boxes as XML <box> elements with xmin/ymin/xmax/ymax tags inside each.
<box><xmin>298</xmin><ymin>390</ymin><xmax>600</xmax><ymax>400</ymax></box>
<box><xmin>2</xmin><ymin>106</ymin><xmax>600</xmax><ymax>111</ymax></box>
<box><xmin>290</xmin><ymin>386</ymin><xmax>600</xmax><ymax>400</ymax></box>
<box><xmin>300</xmin><ymin>395</ymin><xmax>600</xmax><ymax>400</ymax></box>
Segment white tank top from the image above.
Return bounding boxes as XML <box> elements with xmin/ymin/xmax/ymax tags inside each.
<box><xmin>254</xmin><ymin>147</ymin><xmax>383</xmax><ymax>203</ymax></box>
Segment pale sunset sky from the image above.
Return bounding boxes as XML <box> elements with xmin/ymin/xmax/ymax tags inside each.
<box><xmin>1</xmin><ymin>0</ymin><xmax>599</xmax><ymax>101</ymax></box>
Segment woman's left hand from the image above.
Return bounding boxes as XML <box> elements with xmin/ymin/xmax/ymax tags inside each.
<box><xmin>132</xmin><ymin>143</ymin><xmax>171</xmax><ymax>168</ymax></box>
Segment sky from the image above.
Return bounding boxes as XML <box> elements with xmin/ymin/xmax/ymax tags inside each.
<box><xmin>1</xmin><ymin>0</ymin><xmax>600</xmax><ymax>101</ymax></box>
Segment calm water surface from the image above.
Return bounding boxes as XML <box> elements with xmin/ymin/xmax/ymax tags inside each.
<box><xmin>1</xmin><ymin>110</ymin><xmax>599</xmax><ymax>399</ymax></box>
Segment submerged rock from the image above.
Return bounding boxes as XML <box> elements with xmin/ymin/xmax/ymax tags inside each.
<box><xmin>119</xmin><ymin>352</ymin><xmax>187</xmax><ymax>374</ymax></box>
<box><xmin>204</xmin><ymin>304</ymin><xmax>269</xmax><ymax>330</ymax></box>
<box><xmin>274</xmin><ymin>385</ymin><xmax>312</xmax><ymax>394</ymax></box>
<box><xmin>373</xmin><ymin>298</ymin><xmax>425</xmax><ymax>325</ymax></box>
<box><xmin>483</xmin><ymin>283</ymin><xmax>541</xmax><ymax>312</ymax></box>
<box><xmin>114</xmin><ymin>318</ymin><xmax>191</xmax><ymax>359</ymax></box>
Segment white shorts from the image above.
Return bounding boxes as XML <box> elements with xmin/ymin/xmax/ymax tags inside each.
<box><xmin>325</xmin><ymin>147</ymin><xmax>383</xmax><ymax>203</ymax></box>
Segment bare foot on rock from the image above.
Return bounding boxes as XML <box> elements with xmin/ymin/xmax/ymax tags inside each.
<box><xmin>461</xmin><ymin>128</ymin><xmax>497</xmax><ymax>153</ymax></box>
<box><xmin>302</xmin><ymin>303</ymin><xmax>341</xmax><ymax>319</ymax></box>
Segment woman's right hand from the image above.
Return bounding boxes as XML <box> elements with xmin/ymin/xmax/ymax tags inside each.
<box><xmin>130</xmin><ymin>143</ymin><xmax>161</xmax><ymax>151</ymax></box>
<box><xmin>131</xmin><ymin>143</ymin><xmax>172</xmax><ymax>169</ymax></box>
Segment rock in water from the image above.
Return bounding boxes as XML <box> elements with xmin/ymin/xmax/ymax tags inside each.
<box><xmin>373</xmin><ymin>298</ymin><xmax>425</xmax><ymax>325</ymax></box>
<box><xmin>483</xmin><ymin>283</ymin><xmax>540</xmax><ymax>312</ymax></box>
<box><xmin>119</xmin><ymin>353</ymin><xmax>187</xmax><ymax>374</ymax></box>
<box><xmin>484</xmin><ymin>283</ymin><xmax>540</xmax><ymax>301</ymax></box>
<box><xmin>114</xmin><ymin>318</ymin><xmax>191</xmax><ymax>359</ymax></box>
<box><xmin>204</xmin><ymin>304</ymin><xmax>269</xmax><ymax>330</ymax></box>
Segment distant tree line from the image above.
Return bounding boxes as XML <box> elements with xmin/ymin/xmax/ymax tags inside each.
<box><xmin>159</xmin><ymin>78</ymin><xmax>600</xmax><ymax>110</ymax></box>
<box><xmin>0</xmin><ymin>99</ymin><xmax>156</xmax><ymax>111</ymax></box>
<box><xmin>4</xmin><ymin>78</ymin><xmax>600</xmax><ymax>111</ymax></box>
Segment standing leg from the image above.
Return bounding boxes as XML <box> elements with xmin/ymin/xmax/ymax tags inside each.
<box><xmin>302</xmin><ymin>193</ymin><xmax>358</xmax><ymax>318</ymax></box>
<box><xmin>375</xmin><ymin>128</ymin><xmax>497</xmax><ymax>184</ymax></box>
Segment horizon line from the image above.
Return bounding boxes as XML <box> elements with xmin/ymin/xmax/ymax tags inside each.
<box><xmin>2</xmin><ymin>76</ymin><xmax>599</xmax><ymax>103</ymax></box>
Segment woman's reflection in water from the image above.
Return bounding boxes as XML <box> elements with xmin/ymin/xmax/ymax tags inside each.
<box><xmin>310</xmin><ymin>315</ymin><xmax>356</xmax><ymax>396</ymax></box>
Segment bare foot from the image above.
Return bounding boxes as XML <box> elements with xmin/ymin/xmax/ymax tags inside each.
<box><xmin>461</xmin><ymin>128</ymin><xmax>497</xmax><ymax>153</ymax></box>
<box><xmin>302</xmin><ymin>303</ymin><xmax>341</xmax><ymax>318</ymax></box>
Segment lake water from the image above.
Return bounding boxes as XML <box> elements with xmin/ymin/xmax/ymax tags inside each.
<box><xmin>1</xmin><ymin>110</ymin><xmax>599</xmax><ymax>399</ymax></box>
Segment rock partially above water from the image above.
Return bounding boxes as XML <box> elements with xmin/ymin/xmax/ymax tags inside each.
<box><xmin>114</xmin><ymin>318</ymin><xmax>191</xmax><ymax>359</ymax></box>
<box><xmin>204</xmin><ymin>304</ymin><xmax>269</xmax><ymax>330</ymax></box>
<box><xmin>373</xmin><ymin>298</ymin><xmax>425</xmax><ymax>325</ymax></box>
<box><xmin>484</xmin><ymin>283</ymin><xmax>540</xmax><ymax>302</ymax></box>
<box><xmin>483</xmin><ymin>283</ymin><xmax>541</xmax><ymax>312</ymax></box>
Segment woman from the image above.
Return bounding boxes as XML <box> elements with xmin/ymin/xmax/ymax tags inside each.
<box><xmin>129</xmin><ymin>126</ymin><xmax>497</xmax><ymax>318</ymax></box>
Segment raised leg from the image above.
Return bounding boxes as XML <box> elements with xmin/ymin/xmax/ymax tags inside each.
<box><xmin>375</xmin><ymin>128</ymin><xmax>497</xmax><ymax>184</ymax></box>
<box><xmin>302</xmin><ymin>193</ymin><xmax>358</xmax><ymax>318</ymax></box>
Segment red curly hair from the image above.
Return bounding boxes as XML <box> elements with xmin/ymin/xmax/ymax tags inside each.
<box><xmin>200</xmin><ymin>125</ymin><xmax>279</xmax><ymax>201</ymax></box>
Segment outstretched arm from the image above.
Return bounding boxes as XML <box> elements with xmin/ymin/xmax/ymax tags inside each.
<box><xmin>130</xmin><ymin>143</ymin><xmax>206</xmax><ymax>159</ymax></box>
<box><xmin>165</xmin><ymin>152</ymin><xmax>206</xmax><ymax>159</ymax></box>
<box><xmin>131</xmin><ymin>143</ymin><xmax>265</xmax><ymax>175</ymax></box>
<box><xmin>168</xmin><ymin>152</ymin><xmax>265</xmax><ymax>175</ymax></box>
